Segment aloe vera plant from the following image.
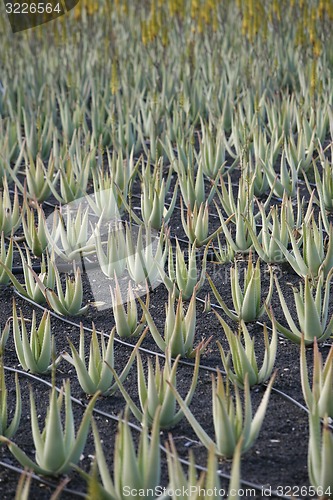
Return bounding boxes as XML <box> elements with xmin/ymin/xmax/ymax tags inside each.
<box><xmin>20</xmin><ymin>152</ymin><xmax>59</xmax><ymax>202</ymax></box>
<box><xmin>300</xmin><ymin>336</ymin><xmax>333</xmax><ymax>418</ymax></box>
<box><xmin>110</xmin><ymin>348</ymin><xmax>200</xmax><ymax>428</ymax></box>
<box><xmin>247</xmin><ymin>192</ymin><xmax>312</xmax><ymax>264</ymax></box>
<box><xmin>139</xmin><ymin>157</ymin><xmax>178</xmax><ymax>230</ymax></box>
<box><xmin>35</xmin><ymin>262</ymin><xmax>88</xmax><ymax>316</ymax></box>
<box><xmin>312</xmin><ymin>149</ymin><xmax>333</xmax><ymax>213</ymax></box>
<box><xmin>196</xmin><ymin>119</ymin><xmax>231</xmax><ymax>179</ymax></box>
<box><xmin>169</xmin><ymin>369</ymin><xmax>276</xmax><ymax>458</ymax></box>
<box><xmin>0</xmin><ymin>381</ymin><xmax>99</xmax><ymax>476</ymax></box>
<box><xmin>159</xmin><ymin>238</ymin><xmax>208</xmax><ymax>299</ymax></box>
<box><xmin>48</xmin><ymin>149</ymin><xmax>93</xmax><ymax>204</ymax></box>
<box><xmin>166</xmin><ymin>142</ymin><xmax>216</xmax><ymax>208</ymax></box>
<box><xmin>49</xmin><ymin>204</ymin><xmax>97</xmax><ymax>262</ymax></box>
<box><xmin>215</xmin><ymin>312</ymin><xmax>277</xmax><ymax>387</ymax></box>
<box><xmin>62</xmin><ymin>325</ymin><xmax>146</xmax><ymax>396</ymax></box>
<box><xmin>0</xmin><ymin>357</ymin><xmax>21</xmax><ymax>438</ymax></box>
<box><xmin>87</xmin><ymin>148</ymin><xmax>139</xmax><ymax>219</ymax></box>
<box><xmin>262</xmin><ymin>150</ymin><xmax>297</xmax><ymax>198</ymax></box>
<box><xmin>81</xmin><ymin>408</ymin><xmax>163</xmax><ymax>500</ymax></box>
<box><xmin>22</xmin><ymin>201</ymin><xmax>49</xmax><ymax>257</ymax></box>
<box><xmin>215</xmin><ymin>200</ymin><xmax>256</xmax><ymax>254</ymax></box>
<box><xmin>180</xmin><ymin>199</ymin><xmax>221</xmax><ymax>247</ymax></box>
<box><xmin>11</xmin><ymin>300</ymin><xmax>60</xmax><ymax>374</ymax></box>
<box><xmin>308</xmin><ymin>410</ymin><xmax>333</xmax><ymax>499</ymax></box>
<box><xmin>212</xmin><ymin>234</ymin><xmax>235</xmax><ymax>263</ymax></box>
<box><xmin>208</xmin><ymin>253</ymin><xmax>273</xmax><ymax>322</ymax></box>
<box><xmin>270</xmin><ymin>271</ymin><xmax>333</xmax><ymax>345</ymax></box>
<box><xmin>274</xmin><ymin>215</ymin><xmax>333</xmax><ymax>279</ymax></box>
<box><xmin>95</xmin><ymin>222</ymin><xmax>127</xmax><ymax>279</ymax></box>
<box><xmin>125</xmin><ymin>223</ymin><xmax>167</xmax><ymax>287</ymax></box>
<box><xmin>110</xmin><ymin>277</ymin><xmax>147</xmax><ymax>338</ymax></box>
<box><xmin>0</xmin><ymin>247</ymin><xmax>56</xmax><ymax>304</ymax></box>
<box><xmin>138</xmin><ymin>287</ymin><xmax>208</xmax><ymax>358</ymax></box>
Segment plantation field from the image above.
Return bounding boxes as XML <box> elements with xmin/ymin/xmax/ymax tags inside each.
<box><xmin>0</xmin><ymin>1</ymin><xmax>333</xmax><ymax>499</ymax></box>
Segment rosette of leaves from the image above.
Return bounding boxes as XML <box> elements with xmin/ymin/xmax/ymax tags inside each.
<box><xmin>215</xmin><ymin>200</ymin><xmax>256</xmax><ymax>254</ymax></box>
<box><xmin>109</xmin><ymin>348</ymin><xmax>200</xmax><ymax>428</ymax></box>
<box><xmin>24</xmin><ymin>153</ymin><xmax>59</xmax><ymax>203</ymax></box>
<box><xmin>62</xmin><ymin>325</ymin><xmax>146</xmax><ymax>396</ymax></box>
<box><xmin>208</xmin><ymin>253</ymin><xmax>273</xmax><ymax>322</ymax></box>
<box><xmin>0</xmin><ymin>357</ymin><xmax>21</xmax><ymax>439</ymax></box>
<box><xmin>49</xmin><ymin>204</ymin><xmax>97</xmax><ymax>262</ymax></box>
<box><xmin>95</xmin><ymin>222</ymin><xmax>127</xmax><ymax>279</ymax></box>
<box><xmin>80</xmin><ymin>408</ymin><xmax>164</xmax><ymax>500</ymax></box>
<box><xmin>86</xmin><ymin>147</ymin><xmax>140</xmax><ymax>220</ymax></box>
<box><xmin>246</xmin><ymin>192</ymin><xmax>312</xmax><ymax>264</ymax></box>
<box><xmin>165</xmin><ymin>140</ymin><xmax>217</xmax><ymax>208</ymax></box>
<box><xmin>110</xmin><ymin>276</ymin><xmax>147</xmax><ymax>338</ymax></box>
<box><xmin>169</xmin><ymin>370</ymin><xmax>276</xmax><ymax>458</ymax></box>
<box><xmin>300</xmin><ymin>336</ymin><xmax>333</xmax><ymax>418</ymax></box>
<box><xmin>47</xmin><ymin>149</ymin><xmax>93</xmax><ymax>204</ymax></box>
<box><xmin>274</xmin><ymin>215</ymin><xmax>333</xmax><ymax>279</ymax></box>
<box><xmin>22</xmin><ymin>201</ymin><xmax>49</xmax><ymax>257</ymax></box>
<box><xmin>158</xmin><ymin>237</ymin><xmax>208</xmax><ymax>299</ymax></box>
<box><xmin>262</xmin><ymin>150</ymin><xmax>297</xmax><ymax>198</ymax></box>
<box><xmin>269</xmin><ymin>271</ymin><xmax>333</xmax><ymax>345</ymax></box>
<box><xmin>12</xmin><ymin>300</ymin><xmax>60</xmax><ymax>374</ymax></box>
<box><xmin>0</xmin><ymin>381</ymin><xmax>99</xmax><ymax>476</ymax></box>
<box><xmin>37</xmin><ymin>263</ymin><xmax>88</xmax><ymax>316</ymax></box>
<box><xmin>139</xmin><ymin>157</ymin><xmax>178</xmax><ymax>230</ymax></box>
<box><xmin>180</xmin><ymin>199</ymin><xmax>222</xmax><ymax>247</ymax></box>
<box><xmin>285</xmin><ymin>127</ymin><xmax>316</xmax><ymax>174</ymax></box>
<box><xmin>0</xmin><ymin>247</ymin><xmax>56</xmax><ymax>304</ymax></box>
<box><xmin>215</xmin><ymin>311</ymin><xmax>277</xmax><ymax>387</ymax></box>
<box><xmin>138</xmin><ymin>287</ymin><xmax>209</xmax><ymax>358</ymax></box>
<box><xmin>125</xmin><ymin>223</ymin><xmax>167</xmax><ymax>287</ymax></box>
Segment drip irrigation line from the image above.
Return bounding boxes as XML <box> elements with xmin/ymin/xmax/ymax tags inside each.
<box><xmin>0</xmin><ymin>460</ymin><xmax>86</xmax><ymax>498</ymax></box>
<box><xmin>2</xmin><ymin>365</ymin><xmax>292</xmax><ymax>499</ymax></box>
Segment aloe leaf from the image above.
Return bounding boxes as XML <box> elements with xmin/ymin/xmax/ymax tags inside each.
<box><xmin>91</xmin><ymin>420</ymin><xmax>117</xmax><ymax>497</ymax></box>
<box><xmin>5</xmin><ymin>373</ymin><xmax>21</xmax><ymax>439</ymax></box>
<box><xmin>64</xmin><ymin>390</ymin><xmax>100</xmax><ymax>471</ymax></box>
<box><xmin>207</xmin><ymin>274</ymin><xmax>239</xmax><ymax>322</ymax></box>
<box><xmin>42</xmin><ymin>388</ymin><xmax>66</xmax><ymax>472</ymax></box>
<box><xmin>63</xmin><ymin>341</ymin><xmax>97</xmax><ymax>395</ymax></box>
<box><xmin>0</xmin><ymin>437</ymin><xmax>45</xmax><ymax>475</ymax></box>
<box><xmin>107</xmin><ymin>363</ymin><xmax>143</xmax><ymax>422</ymax></box>
<box><xmin>247</xmin><ymin>372</ymin><xmax>276</xmax><ymax>452</ymax></box>
<box><xmin>136</xmin><ymin>295</ymin><xmax>166</xmax><ymax>352</ymax></box>
<box><xmin>274</xmin><ymin>277</ymin><xmax>302</xmax><ymax>339</ymax></box>
<box><xmin>168</xmin><ymin>380</ymin><xmax>215</xmax><ymax>452</ymax></box>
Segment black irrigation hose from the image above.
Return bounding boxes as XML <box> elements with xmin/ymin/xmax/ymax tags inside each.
<box><xmin>3</xmin><ymin>364</ymin><xmax>292</xmax><ymax>500</ymax></box>
<box><xmin>0</xmin><ymin>460</ymin><xmax>86</xmax><ymax>498</ymax></box>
